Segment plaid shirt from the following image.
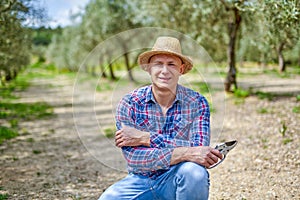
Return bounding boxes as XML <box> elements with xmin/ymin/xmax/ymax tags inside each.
<box><xmin>115</xmin><ymin>84</ymin><xmax>210</xmax><ymax>176</ymax></box>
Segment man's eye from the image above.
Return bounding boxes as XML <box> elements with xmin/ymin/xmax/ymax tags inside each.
<box><xmin>153</xmin><ymin>63</ymin><xmax>163</xmax><ymax>67</ymax></box>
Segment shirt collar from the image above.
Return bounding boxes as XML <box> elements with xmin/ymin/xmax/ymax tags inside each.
<box><xmin>145</xmin><ymin>84</ymin><xmax>184</xmax><ymax>104</ymax></box>
<box><xmin>145</xmin><ymin>85</ymin><xmax>155</xmax><ymax>103</ymax></box>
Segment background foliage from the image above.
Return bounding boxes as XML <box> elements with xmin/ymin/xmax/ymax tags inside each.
<box><xmin>0</xmin><ymin>0</ymin><xmax>299</xmax><ymax>89</ymax></box>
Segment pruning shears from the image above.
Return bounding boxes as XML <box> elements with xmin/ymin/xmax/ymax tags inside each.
<box><xmin>208</xmin><ymin>140</ymin><xmax>238</xmax><ymax>169</ymax></box>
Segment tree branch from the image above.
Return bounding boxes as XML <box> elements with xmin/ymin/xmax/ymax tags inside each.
<box><xmin>0</xmin><ymin>0</ymin><xmax>17</xmax><ymax>13</ymax></box>
<box><xmin>220</xmin><ymin>0</ymin><xmax>231</xmax><ymax>11</ymax></box>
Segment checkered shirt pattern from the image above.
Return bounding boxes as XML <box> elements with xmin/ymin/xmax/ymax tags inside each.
<box><xmin>115</xmin><ymin>84</ymin><xmax>210</xmax><ymax>177</ymax></box>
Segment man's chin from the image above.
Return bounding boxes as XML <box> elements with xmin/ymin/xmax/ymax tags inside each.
<box><xmin>154</xmin><ymin>83</ymin><xmax>175</xmax><ymax>92</ymax></box>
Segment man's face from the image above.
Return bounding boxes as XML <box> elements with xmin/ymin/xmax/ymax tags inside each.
<box><xmin>148</xmin><ymin>54</ymin><xmax>184</xmax><ymax>91</ymax></box>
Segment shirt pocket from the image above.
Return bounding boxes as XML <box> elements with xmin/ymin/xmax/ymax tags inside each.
<box><xmin>172</xmin><ymin>117</ymin><xmax>193</xmax><ymax>147</ymax></box>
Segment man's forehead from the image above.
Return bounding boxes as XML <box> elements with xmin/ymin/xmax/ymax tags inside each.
<box><xmin>149</xmin><ymin>54</ymin><xmax>182</xmax><ymax>63</ymax></box>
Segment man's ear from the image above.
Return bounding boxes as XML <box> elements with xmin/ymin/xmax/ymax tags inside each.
<box><xmin>146</xmin><ymin>65</ymin><xmax>151</xmax><ymax>74</ymax></box>
<box><xmin>179</xmin><ymin>64</ymin><xmax>185</xmax><ymax>74</ymax></box>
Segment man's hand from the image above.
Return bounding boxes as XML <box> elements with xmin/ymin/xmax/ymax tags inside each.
<box><xmin>115</xmin><ymin>124</ymin><xmax>150</xmax><ymax>147</ymax></box>
<box><xmin>171</xmin><ymin>146</ymin><xmax>223</xmax><ymax>168</ymax></box>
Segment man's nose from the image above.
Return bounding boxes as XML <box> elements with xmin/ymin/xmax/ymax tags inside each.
<box><xmin>161</xmin><ymin>64</ymin><xmax>169</xmax><ymax>73</ymax></box>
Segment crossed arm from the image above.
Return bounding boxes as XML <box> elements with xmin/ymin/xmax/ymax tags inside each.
<box><xmin>115</xmin><ymin>125</ymin><xmax>222</xmax><ymax>168</ymax></box>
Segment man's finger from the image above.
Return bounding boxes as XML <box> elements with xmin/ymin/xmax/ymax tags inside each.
<box><xmin>115</xmin><ymin>133</ymin><xmax>122</xmax><ymax>140</ymax></box>
<box><xmin>212</xmin><ymin>149</ymin><xmax>223</xmax><ymax>159</ymax></box>
<box><xmin>210</xmin><ymin>154</ymin><xmax>219</xmax><ymax>163</ymax></box>
<box><xmin>115</xmin><ymin>138</ymin><xmax>123</xmax><ymax>147</ymax></box>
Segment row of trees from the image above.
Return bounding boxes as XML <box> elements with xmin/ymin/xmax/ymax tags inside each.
<box><xmin>0</xmin><ymin>0</ymin><xmax>46</xmax><ymax>84</ymax></box>
<box><xmin>1</xmin><ymin>1</ymin><xmax>299</xmax><ymax>91</ymax></box>
<box><xmin>47</xmin><ymin>0</ymin><xmax>299</xmax><ymax>91</ymax></box>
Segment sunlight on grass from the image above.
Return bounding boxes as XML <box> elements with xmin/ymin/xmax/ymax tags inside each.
<box><xmin>0</xmin><ymin>102</ymin><xmax>54</xmax><ymax>120</ymax></box>
<box><xmin>0</xmin><ymin>62</ymin><xmax>58</xmax><ymax>144</ymax></box>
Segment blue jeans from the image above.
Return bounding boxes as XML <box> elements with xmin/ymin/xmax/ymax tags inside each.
<box><xmin>98</xmin><ymin>162</ymin><xmax>210</xmax><ymax>200</ymax></box>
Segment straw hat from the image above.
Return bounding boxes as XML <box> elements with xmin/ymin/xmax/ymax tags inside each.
<box><xmin>138</xmin><ymin>36</ymin><xmax>193</xmax><ymax>74</ymax></box>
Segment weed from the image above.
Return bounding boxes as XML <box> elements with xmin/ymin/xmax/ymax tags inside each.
<box><xmin>255</xmin><ymin>91</ymin><xmax>274</xmax><ymax>101</ymax></box>
<box><xmin>33</xmin><ymin>150</ymin><xmax>42</xmax><ymax>154</ymax></box>
<box><xmin>279</xmin><ymin>121</ymin><xmax>294</xmax><ymax>145</ymax></box>
<box><xmin>9</xmin><ymin>119</ymin><xmax>19</xmax><ymax>128</ymax></box>
<box><xmin>279</xmin><ymin>121</ymin><xmax>287</xmax><ymax>137</ymax></box>
<box><xmin>0</xmin><ymin>73</ymin><xmax>30</xmax><ymax>94</ymax></box>
<box><xmin>0</xmin><ymin>193</ymin><xmax>9</xmax><ymax>200</ymax></box>
<box><xmin>292</xmin><ymin>106</ymin><xmax>300</xmax><ymax>113</ymax></box>
<box><xmin>234</xmin><ymin>98</ymin><xmax>246</xmax><ymax>105</ymax></box>
<box><xmin>296</xmin><ymin>95</ymin><xmax>300</xmax><ymax>101</ymax></box>
<box><xmin>0</xmin><ymin>126</ymin><xmax>18</xmax><ymax>144</ymax></box>
<box><xmin>208</xmin><ymin>103</ymin><xmax>216</xmax><ymax>113</ymax></box>
<box><xmin>103</xmin><ymin>127</ymin><xmax>116</xmax><ymax>138</ymax></box>
<box><xmin>261</xmin><ymin>138</ymin><xmax>268</xmax><ymax>143</ymax></box>
<box><xmin>261</xmin><ymin>138</ymin><xmax>268</xmax><ymax>149</ymax></box>
<box><xmin>0</xmin><ymin>102</ymin><xmax>54</xmax><ymax>121</ymax></box>
<box><xmin>234</xmin><ymin>88</ymin><xmax>250</xmax><ymax>98</ymax></box>
<box><xmin>257</xmin><ymin>108</ymin><xmax>269</xmax><ymax>114</ymax></box>
<box><xmin>283</xmin><ymin>138</ymin><xmax>293</xmax><ymax>145</ymax></box>
<box><xmin>26</xmin><ymin>138</ymin><xmax>35</xmax><ymax>143</ymax></box>
<box><xmin>198</xmin><ymin>82</ymin><xmax>210</xmax><ymax>94</ymax></box>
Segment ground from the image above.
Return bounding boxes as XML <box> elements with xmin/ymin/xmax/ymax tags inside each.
<box><xmin>0</xmin><ymin>67</ymin><xmax>299</xmax><ymax>200</ymax></box>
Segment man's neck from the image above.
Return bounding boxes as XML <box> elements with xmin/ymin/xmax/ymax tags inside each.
<box><xmin>152</xmin><ymin>84</ymin><xmax>177</xmax><ymax>109</ymax></box>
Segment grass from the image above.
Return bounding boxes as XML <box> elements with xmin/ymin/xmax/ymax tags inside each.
<box><xmin>0</xmin><ymin>62</ymin><xmax>57</xmax><ymax>144</ymax></box>
<box><xmin>279</xmin><ymin>121</ymin><xmax>294</xmax><ymax>145</ymax></box>
<box><xmin>0</xmin><ymin>102</ymin><xmax>54</xmax><ymax>120</ymax></box>
<box><xmin>0</xmin><ymin>193</ymin><xmax>9</xmax><ymax>200</ymax></box>
<box><xmin>233</xmin><ymin>88</ymin><xmax>250</xmax><ymax>98</ymax></box>
<box><xmin>103</xmin><ymin>127</ymin><xmax>116</xmax><ymax>138</ymax></box>
<box><xmin>230</xmin><ymin>88</ymin><xmax>296</xmax><ymax>103</ymax></box>
<box><xmin>292</xmin><ymin>106</ymin><xmax>300</xmax><ymax>113</ymax></box>
<box><xmin>257</xmin><ymin>108</ymin><xmax>271</xmax><ymax>114</ymax></box>
<box><xmin>254</xmin><ymin>91</ymin><xmax>274</xmax><ymax>101</ymax></box>
<box><xmin>283</xmin><ymin>138</ymin><xmax>293</xmax><ymax>145</ymax></box>
<box><xmin>0</xmin><ymin>126</ymin><xmax>18</xmax><ymax>144</ymax></box>
<box><xmin>0</xmin><ymin>75</ymin><xmax>30</xmax><ymax>99</ymax></box>
<box><xmin>188</xmin><ymin>81</ymin><xmax>211</xmax><ymax>95</ymax></box>
<box><xmin>96</xmin><ymin>81</ymin><xmax>113</xmax><ymax>92</ymax></box>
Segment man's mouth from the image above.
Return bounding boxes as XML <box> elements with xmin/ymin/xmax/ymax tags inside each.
<box><xmin>158</xmin><ymin>77</ymin><xmax>171</xmax><ymax>81</ymax></box>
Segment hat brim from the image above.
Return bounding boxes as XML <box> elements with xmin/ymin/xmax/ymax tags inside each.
<box><xmin>138</xmin><ymin>50</ymin><xmax>193</xmax><ymax>74</ymax></box>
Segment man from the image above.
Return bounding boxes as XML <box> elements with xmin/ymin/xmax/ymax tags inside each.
<box><xmin>99</xmin><ymin>36</ymin><xmax>222</xmax><ymax>200</ymax></box>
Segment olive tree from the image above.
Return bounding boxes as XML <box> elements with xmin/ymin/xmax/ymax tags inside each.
<box><xmin>0</xmin><ymin>0</ymin><xmax>46</xmax><ymax>84</ymax></box>
<box><xmin>261</xmin><ymin>0</ymin><xmax>299</xmax><ymax>71</ymax></box>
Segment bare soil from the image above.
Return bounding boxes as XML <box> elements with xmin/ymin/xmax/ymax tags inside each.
<box><xmin>0</xmin><ymin>69</ymin><xmax>299</xmax><ymax>200</ymax></box>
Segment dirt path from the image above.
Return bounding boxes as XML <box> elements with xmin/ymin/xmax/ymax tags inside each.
<box><xmin>1</xmin><ymin>70</ymin><xmax>299</xmax><ymax>199</ymax></box>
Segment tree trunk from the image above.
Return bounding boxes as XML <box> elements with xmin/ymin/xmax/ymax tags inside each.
<box><xmin>117</xmin><ymin>36</ymin><xmax>135</xmax><ymax>82</ymax></box>
<box><xmin>124</xmin><ymin>52</ymin><xmax>135</xmax><ymax>82</ymax></box>
<box><xmin>224</xmin><ymin>8</ymin><xmax>241</xmax><ymax>92</ymax></box>
<box><xmin>99</xmin><ymin>57</ymin><xmax>107</xmax><ymax>78</ymax></box>
<box><xmin>108</xmin><ymin>63</ymin><xmax>117</xmax><ymax>80</ymax></box>
<box><xmin>277</xmin><ymin>42</ymin><xmax>286</xmax><ymax>72</ymax></box>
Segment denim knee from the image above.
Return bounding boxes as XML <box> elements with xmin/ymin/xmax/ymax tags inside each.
<box><xmin>176</xmin><ymin>162</ymin><xmax>209</xmax><ymax>184</ymax></box>
<box><xmin>175</xmin><ymin>162</ymin><xmax>210</xmax><ymax>195</ymax></box>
